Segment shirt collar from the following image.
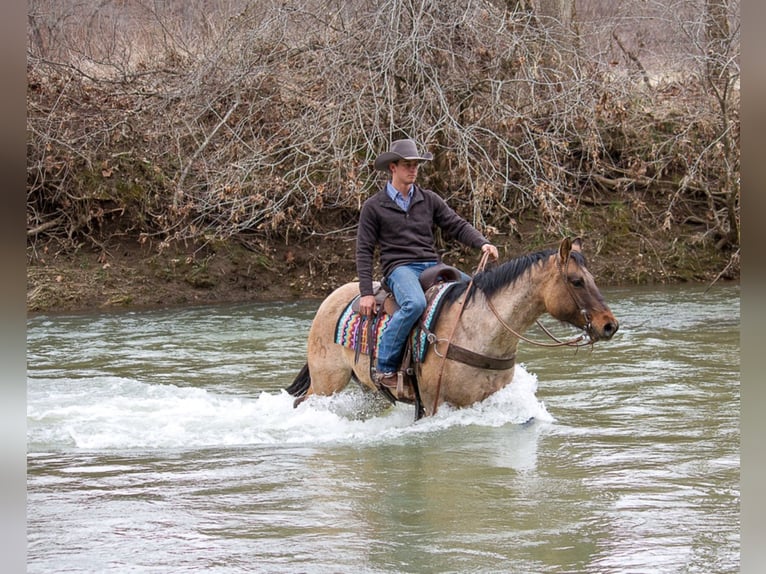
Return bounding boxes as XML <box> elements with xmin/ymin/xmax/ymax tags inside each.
<box><xmin>386</xmin><ymin>182</ymin><xmax>413</xmax><ymax>211</ymax></box>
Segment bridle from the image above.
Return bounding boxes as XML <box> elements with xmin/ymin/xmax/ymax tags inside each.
<box><xmin>485</xmin><ymin>251</ymin><xmax>594</xmax><ymax>349</ymax></box>
<box><xmin>429</xmin><ymin>250</ymin><xmax>592</xmax><ymax>414</ymax></box>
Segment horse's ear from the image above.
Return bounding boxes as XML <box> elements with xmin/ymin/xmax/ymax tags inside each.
<box><xmin>558</xmin><ymin>237</ymin><xmax>572</xmax><ymax>262</ymax></box>
<box><xmin>571</xmin><ymin>237</ymin><xmax>583</xmax><ymax>252</ymax></box>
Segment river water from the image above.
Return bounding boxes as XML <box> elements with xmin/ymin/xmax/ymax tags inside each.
<box><xmin>27</xmin><ymin>283</ymin><xmax>740</xmax><ymax>573</ymax></box>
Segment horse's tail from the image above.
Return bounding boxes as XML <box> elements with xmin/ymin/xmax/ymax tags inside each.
<box><xmin>285</xmin><ymin>363</ymin><xmax>311</xmax><ymax>399</ymax></box>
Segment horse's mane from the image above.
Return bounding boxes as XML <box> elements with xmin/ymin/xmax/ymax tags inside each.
<box><xmin>444</xmin><ymin>248</ymin><xmax>588</xmax><ymax>304</ymax></box>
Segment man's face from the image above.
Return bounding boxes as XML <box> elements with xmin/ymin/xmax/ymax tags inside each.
<box><xmin>390</xmin><ymin>160</ymin><xmax>421</xmax><ymax>187</ymax></box>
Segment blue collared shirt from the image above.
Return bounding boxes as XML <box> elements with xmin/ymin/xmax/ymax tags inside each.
<box><xmin>386</xmin><ymin>182</ymin><xmax>413</xmax><ymax>212</ymax></box>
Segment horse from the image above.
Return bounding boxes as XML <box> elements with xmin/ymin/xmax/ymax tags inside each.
<box><xmin>286</xmin><ymin>237</ymin><xmax>618</xmax><ymax>418</ymax></box>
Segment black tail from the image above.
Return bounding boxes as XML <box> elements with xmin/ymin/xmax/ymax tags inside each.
<box><xmin>286</xmin><ymin>363</ymin><xmax>311</xmax><ymax>398</ymax></box>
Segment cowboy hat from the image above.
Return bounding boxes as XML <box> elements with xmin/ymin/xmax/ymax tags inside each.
<box><xmin>373</xmin><ymin>138</ymin><xmax>433</xmax><ymax>171</ymax></box>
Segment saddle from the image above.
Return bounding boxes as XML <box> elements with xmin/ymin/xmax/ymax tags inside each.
<box><xmin>350</xmin><ymin>263</ymin><xmax>462</xmax><ymax>315</ymax></box>
<box><xmin>350</xmin><ymin>263</ymin><xmax>463</xmax><ymax>412</ymax></box>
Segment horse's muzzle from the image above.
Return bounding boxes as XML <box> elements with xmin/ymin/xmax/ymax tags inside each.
<box><xmin>588</xmin><ymin>317</ymin><xmax>619</xmax><ymax>341</ymax></box>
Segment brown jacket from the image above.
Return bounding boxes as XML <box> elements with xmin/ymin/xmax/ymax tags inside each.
<box><xmin>356</xmin><ymin>185</ymin><xmax>489</xmax><ymax>296</ymax></box>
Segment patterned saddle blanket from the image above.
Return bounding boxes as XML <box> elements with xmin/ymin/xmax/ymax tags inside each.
<box><xmin>334</xmin><ymin>281</ymin><xmax>457</xmax><ymax>363</ymax></box>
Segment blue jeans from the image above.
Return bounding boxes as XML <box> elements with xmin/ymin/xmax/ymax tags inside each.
<box><xmin>376</xmin><ymin>262</ymin><xmax>470</xmax><ymax>373</ymax></box>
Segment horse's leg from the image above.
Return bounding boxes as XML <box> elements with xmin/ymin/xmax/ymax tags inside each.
<box><xmin>298</xmin><ymin>283</ymin><xmax>362</xmax><ymax>401</ymax></box>
<box><xmin>304</xmin><ymin>342</ymin><xmax>355</xmax><ymax>397</ymax></box>
<box><xmin>416</xmin><ymin>355</ymin><xmax>517</xmax><ymax>416</ymax></box>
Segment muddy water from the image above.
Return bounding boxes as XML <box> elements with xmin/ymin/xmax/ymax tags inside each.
<box><xmin>27</xmin><ymin>284</ymin><xmax>739</xmax><ymax>573</ymax></box>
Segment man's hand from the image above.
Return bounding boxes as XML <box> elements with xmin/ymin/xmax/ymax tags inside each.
<box><xmin>359</xmin><ymin>294</ymin><xmax>377</xmax><ymax>317</ymax></box>
<box><xmin>481</xmin><ymin>243</ymin><xmax>499</xmax><ymax>261</ymax></box>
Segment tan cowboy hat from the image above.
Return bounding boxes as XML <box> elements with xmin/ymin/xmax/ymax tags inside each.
<box><xmin>373</xmin><ymin>138</ymin><xmax>434</xmax><ymax>171</ymax></box>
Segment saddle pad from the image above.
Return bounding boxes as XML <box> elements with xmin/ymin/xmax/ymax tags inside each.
<box><xmin>411</xmin><ymin>281</ymin><xmax>458</xmax><ymax>362</ymax></box>
<box><xmin>334</xmin><ymin>296</ymin><xmax>391</xmax><ymax>356</ymax></box>
<box><xmin>334</xmin><ymin>282</ymin><xmax>458</xmax><ymax>361</ymax></box>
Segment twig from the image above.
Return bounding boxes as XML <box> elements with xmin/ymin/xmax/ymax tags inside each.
<box><xmin>27</xmin><ymin>216</ymin><xmax>65</xmax><ymax>237</ymax></box>
<box><xmin>612</xmin><ymin>30</ymin><xmax>650</xmax><ymax>87</ymax></box>
<box><xmin>705</xmin><ymin>248</ymin><xmax>739</xmax><ymax>293</ymax></box>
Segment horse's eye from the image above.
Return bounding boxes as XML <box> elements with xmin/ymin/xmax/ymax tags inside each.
<box><xmin>570</xmin><ymin>277</ymin><xmax>585</xmax><ymax>288</ymax></box>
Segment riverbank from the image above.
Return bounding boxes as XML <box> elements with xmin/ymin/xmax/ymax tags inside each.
<box><xmin>25</xmin><ymin>2</ymin><xmax>739</xmax><ymax>317</ymax></box>
<box><xmin>26</xmin><ymin>216</ymin><xmax>740</xmax><ymax>315</ymax></box>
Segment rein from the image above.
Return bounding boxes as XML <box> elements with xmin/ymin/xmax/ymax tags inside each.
<box><xmin>430</xmin><ymin>250</ymin><xmax>490</xmax><ymax>415</ymax></box>
<box><xmin>485</xmin><ymin>252</ymin><xmax>593</xmax><ymax>348</ymax></box>
<box><xmin>429</xmin><ymin>249</ymin><xmax>593</xmax><ymax>414</ymax></box>
<box><xmin>485</xmin><ymin>298</ymin><xmax>589</xmax><ymax>348</ymax></box>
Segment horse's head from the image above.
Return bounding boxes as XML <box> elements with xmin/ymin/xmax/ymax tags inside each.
<box><xmin>545</xmin><ymin>237</ymin><xmax>619</xmax><ymax>342</ymax></box>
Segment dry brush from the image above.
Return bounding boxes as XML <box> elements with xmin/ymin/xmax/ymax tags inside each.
<box><xmin>27</xmin><ymin>0</ymin><xmax>739</xmax><ymax>268</ymax></box>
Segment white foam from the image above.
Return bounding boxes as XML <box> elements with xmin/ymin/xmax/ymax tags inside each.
<box><xmin>27</xmin><ymin>366</ymin><xmax>552</xmax><ymax>451</ymax></box>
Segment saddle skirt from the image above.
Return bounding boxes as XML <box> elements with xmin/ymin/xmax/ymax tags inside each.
<box><xmin>334</xmin><ymin>281</ymin><xmax>458</xmax><ymax>363</ymax></box>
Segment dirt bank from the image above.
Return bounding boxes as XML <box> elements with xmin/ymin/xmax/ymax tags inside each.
<box><xmin>26</xmin><ymin>210</ymin><xmax>740</xmax><ymax>315</ymax></box>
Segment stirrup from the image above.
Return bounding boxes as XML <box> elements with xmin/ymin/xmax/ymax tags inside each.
<box><xmin>373</xmin><ymin>371</ymin><xmax>397</xmax><ymax>403</ymax></box>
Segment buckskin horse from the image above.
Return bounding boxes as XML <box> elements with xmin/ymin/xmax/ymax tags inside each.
<box><xmin>286</xmin><ymin>237</ymin><xmax>618</xmax><ymax>419</ymax></box>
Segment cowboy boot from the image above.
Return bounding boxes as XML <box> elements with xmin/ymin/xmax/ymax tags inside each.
<box><xmin>375</xmin><ymin>371</ymin><xmax>416</xmax><ymax>403</ymax></box>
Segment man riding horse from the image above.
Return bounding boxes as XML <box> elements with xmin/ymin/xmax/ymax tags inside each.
<box><xmin>356</xmin><ymin>138</ymin><xmax>499</xmax><ymax>398</ymax></box>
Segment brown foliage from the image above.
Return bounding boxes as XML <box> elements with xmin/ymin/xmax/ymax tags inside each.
<box><xmin>27</xmin><ymin>0</ymin><xmax>739</xmax><ymax>262</ymax></box>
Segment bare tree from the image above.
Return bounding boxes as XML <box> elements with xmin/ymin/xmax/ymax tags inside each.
<box><xmin>704</xmin><ymin>0</ymin><xmax>739</xmax><ymax>247</ymax></box>
<box><xmin>27</xmin><ymin>0</ymin><xmax>739</xmax><ymax>264</ymax></box>
<box><xmin>663</xmin><ymin>0</ymin><xmax>740</xmax><ymax>249</ymax></box>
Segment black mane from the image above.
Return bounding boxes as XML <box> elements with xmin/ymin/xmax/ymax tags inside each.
<box><xmin>444</xmin><ymin>248</ymin><xmax>588</xmax><ymax>304</ymax></box>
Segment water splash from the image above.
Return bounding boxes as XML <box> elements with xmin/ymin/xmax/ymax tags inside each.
<box><xmin>27</xmin><ymin>366</ymin><xmax>551</xmax><ymax>452</ymax></box>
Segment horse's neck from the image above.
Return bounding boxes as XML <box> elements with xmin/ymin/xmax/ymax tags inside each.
<box><xmin>458</xmin><ymin>271</ymin><xmax>547</xmax><ymax>349</ymax></box>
